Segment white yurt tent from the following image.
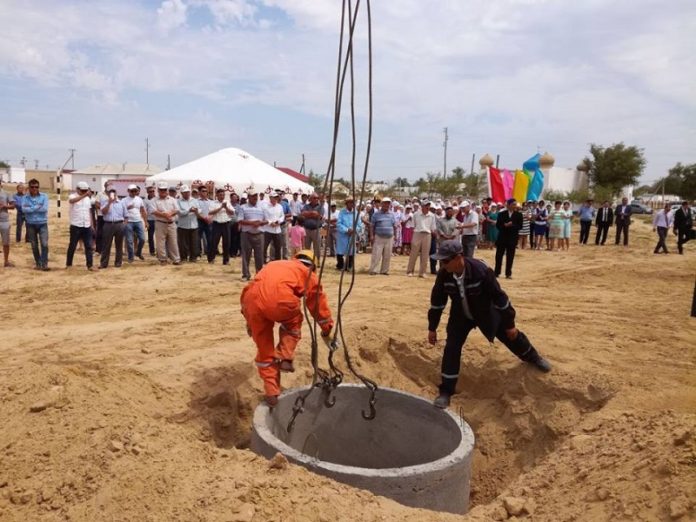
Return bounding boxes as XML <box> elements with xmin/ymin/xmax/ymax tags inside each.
<box><xmin>148</xmin><ymin>148</ymin><xmax>314</xmax><ymax>194</ymax></box>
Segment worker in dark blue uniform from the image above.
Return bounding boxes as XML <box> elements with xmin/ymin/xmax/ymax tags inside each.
<box><xmin>427</xmin><ymin>240</ymin><xmax>552</xmax><ymax>408</ymax></box>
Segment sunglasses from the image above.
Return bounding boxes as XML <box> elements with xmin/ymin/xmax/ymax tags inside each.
<box><xmin>29</xmin><ymin>185</ymin><xmax>39</xmax><ymax>189</ymax></box>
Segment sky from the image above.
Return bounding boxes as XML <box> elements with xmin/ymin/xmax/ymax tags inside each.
<box><xmin>1</xmin><ymin>0</ymin><xmax>694</xmax><ymax>185</ymax></box>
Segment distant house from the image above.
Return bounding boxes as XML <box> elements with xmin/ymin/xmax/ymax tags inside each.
<box><xmin>68</xmin><ymin>163</ymin><xmax>163</xmax><ymax>192</ymax></box>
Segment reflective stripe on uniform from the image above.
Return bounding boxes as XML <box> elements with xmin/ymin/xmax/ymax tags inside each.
<box><xmin>317</xmin><ymin>318</ymin><xmax>331</xmax><ymax>325</ymax></box>
<box><xmin>464</xmin><ymin>281</ymin><xmax>481</xmax><ymax>289</ymax></box>
<box><xmin>441</xmin><ymin>373</ymin><xmax>459</xmax><ymax>379</ymax></box>
<box><xmin>430</xmin><ymin>304</ymin><xmax>446</xmax><ymax>310</ymax></box>
<box><xmin>279</xmin><ymin>324</ymin><xmax>301</xmax><ymax>336</ymax></box>
<box><xmin>493</xmin><ymin>299</ymin><xmax>510</xmax><ymax>310</ymax></box>
<box><xmin>255</xmin><ymin>361</ymin><xmax>274</xmax><ymax>368</ymax></box>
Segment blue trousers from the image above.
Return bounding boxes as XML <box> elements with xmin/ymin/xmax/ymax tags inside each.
<box><xmin>126</xmin><ymin>221</ymin><xmax>146</xmax><ymax>260</ymax></box>
<box><xmin>26</xmin><ymin>223</ymin><xmax>49</xmax><ymax>268</ymax></box>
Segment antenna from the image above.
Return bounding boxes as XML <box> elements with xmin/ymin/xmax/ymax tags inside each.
<box><xmin>145</xmin><ymin>138</ymin><xmax>150</xmax><ymax>165</ymax></box>
<box><xmin>443</xmin><ymin>127</ymin><xmax>448</xmax><ymax>179</ymax></box>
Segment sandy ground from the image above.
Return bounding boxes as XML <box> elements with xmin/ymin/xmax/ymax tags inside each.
<box><xmin>1</xmin><ymin>209</ymin><xmax>695</xmax><ymax>521</ymax></box>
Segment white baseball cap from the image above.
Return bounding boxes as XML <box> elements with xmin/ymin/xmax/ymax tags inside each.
<box><xmin>157</xmin><ymin>181</ymin><xmax>169</xmax><ymax>190</ymax></box>
<box><xmin>127</xmin><ymin>184</ymin><xmax>138</xmax><ymax>191</ymax></box>
<box><xmin>460</xmin><ymin>200</ymin><xmax>471</xmax><ymax>208</ymax></box>
<box><xmin>382</xmin><ymin>197</ymin><xmax>391</xmax><ymax>203</ymax></box>
<box><xmin>180</xmin><ymin>184</ymin><xmax>191</xmax><ymax>193</ymax></box>
<box><xmin>76</xmin><ymin>181</ymin><xmax>89</xmax><ymax>190</ymax></box>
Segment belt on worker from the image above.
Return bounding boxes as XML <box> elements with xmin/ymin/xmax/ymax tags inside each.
<box><xmin>156</xmin><ymin>220</ymin><xmax>173</xmax><ymax>224</ymax></box>
<box><xmin>104</xmin><ymin>220</ymin><xmax>124</xmax><ymax>223</ymax></box>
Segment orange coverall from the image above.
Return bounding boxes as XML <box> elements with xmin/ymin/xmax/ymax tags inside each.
<box><xmin>240</xmin><ymin>259</ymin><xmax>334</xmax><ymax>396</ymax></box>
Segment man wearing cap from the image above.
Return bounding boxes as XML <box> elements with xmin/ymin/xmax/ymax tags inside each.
<box><xmin>124</xmin><ymin>184</ymin><xmax>148</xmax><ymax>262</ymax></box>
<box><xmin>239</xmin><ymin>192</ymin><xmax>267</xmax><ymax>279</ymax></box>
<box><xmin>290</xmin><ymin>192</ymin><xmax>303</xmax><ymax>225</ymax></box>
<box><xmin>369</xmin><ymin>197</ymin><xmax>396</xmax><ymax>275</ymax></box>
<box><xmin>208</xmin><ymin>189</ymin><xmax>235</xmax><ymax>265</ymax></box>
<box><xmin>99</xmin><ymin>187</ymin><xmax>128</xmax><ymax>269</ymax></box>
<box><xmin>336</xmin><ymin>196</ymin><xmax>362</xmax><ymax>271</ymax></box>
<box><xmin>177</xmin><ymin>185</ymin><xmax>200</xmax><ymax>262</ymax></box>
<box><xmin>262</xmin><ymin>193</ymin><xmax>285</xmax><ymax>262</ymax></box>
<box><xmin>12</xmin><ymin>183</ymin><xmax>26</xmax><ymax>243</ymax></box>
<box><xmin>152</xmin><ymin>182</ymin><xmax>181</xmax><ymax>265</ymax></box>
<box><xmin>143</xmin><ymin>184</ymin><xmax>158</xmax><ymax>256</ymax></box>
<box><xmin>495</xmin><ymin>199</ymin><xmax>523</xmax><ymax>279</ymax></box>
<box><xmin>428</xmin><ymin>239</ymin><xmax>552</xmax><ymax>408</ymax></box>
<box><xmin>407</xmin><ymin>200</ymin><xmax>436</xmax><ymax>278</ymax></box>
<box><xmin>195</xmin><ymin>186</ymin><xmax>212</xmax><ymax>258</ymax></box>
<box><xmin>457</xmin><ymin>201</ymin><xmax>479</xmax><ymax>258</ymax></box>
<box><xmin>66</xmin><ymin>182</ymin><xmax>95</xmax><ymax>270</ymax></box>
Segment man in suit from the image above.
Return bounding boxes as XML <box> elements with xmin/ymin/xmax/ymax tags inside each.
<box><xmin>595</xmin><ymin>201</ymin><xmax>614</xmax><ymax>245</ymax></box>
<box><xmin>673</xmin><ymin>201</ymin><xmax>693</xmax><ymax>255</ymax></box>
<box><xmin>495</xmin><ymin>198</ymin><xmax>523</xmax><ymax>279</ymax></box>
<box><xmin>614</xmin><ymin>197</ymin><xmax>632</xmax><ymax>246</ymax></box>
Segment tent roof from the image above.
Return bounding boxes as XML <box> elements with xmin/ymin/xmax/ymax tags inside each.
<box><xmin>276</xmin><ymin>167</ymin><xmax>309</xmax><ymax>183</ymax></box>
<box><xmin>73</xmin><ymin>163</ymin><xmax>162</xmax><ymax>176</ymax></box>
<box><xmin>148</xmin><ymin>148</ymin><xmax>314</xmax><ymax>194</ymax></box>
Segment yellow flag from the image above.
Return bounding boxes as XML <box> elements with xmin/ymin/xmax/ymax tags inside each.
<box><xmin>513</xmin><ymin>170</ymin><xmax>530</xmax><ymax>202</ymax></box>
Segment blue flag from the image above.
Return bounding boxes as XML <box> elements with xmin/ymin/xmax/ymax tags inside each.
<box><xmin>523</xmin><ymin>153</ymin><xmax>544</xmax><ymax>201</ymax></box>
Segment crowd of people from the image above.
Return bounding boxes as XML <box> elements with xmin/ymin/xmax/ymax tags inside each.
<box><xmin>0</xmin><ymin>177</ymin><xmax>693</xmax><ymax>274</ymax></box>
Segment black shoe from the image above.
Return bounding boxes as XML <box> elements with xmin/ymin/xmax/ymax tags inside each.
<box><xmin>530</xmin><ymin>356</ymin><xmax>552</xmax><ymax>373</ymax></box>
<box><xmin>433</xmin><ymin>393</ymin><xmax>451</xmax><ymax>409</ymax></box>
<box><xmin>279</xmin><ymin>360</ymin><xmax>295</xmax><ymax>373</ymax></box>
<box><xmin>137</xmin><ymin>255</ymin><xmax>145</xmax><ymax>260</ymax></box>
<box><xmin>505</xmin><ymin>275</ymin><xmax>512</xmax><ymax>279</ymax></box>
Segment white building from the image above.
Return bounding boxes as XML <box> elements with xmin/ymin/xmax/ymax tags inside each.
<box><xmin>69</xmin><ymin>163</ymin><xmax>163</xmax><ymax>192</ymax></box>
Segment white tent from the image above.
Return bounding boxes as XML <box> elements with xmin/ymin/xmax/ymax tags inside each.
<box><xmin>147</xmin><ymin>148</ymin><xmax>314</xmax><ymax>194</ymax></box>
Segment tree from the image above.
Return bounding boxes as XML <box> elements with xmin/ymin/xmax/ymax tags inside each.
<box><xmin>633</xmin><ymin>185</ymin><xmax>653</xmax><ymax>197</ymax></box>
<box><xmin>307</xmin><ymin>169</ymin><xmax>326</xmax><ymax>191</ymax></box>
<box><xmin>0</xmin><ymin>160</ymin><xmax>9</xmax><ymax>169</ymax></box>
<box><xmin>391</xmin><ymin>177</ymin><xmax>410</xmax><ymax>189</ymax></box>
<box><xmin>656</xmin><ymin>163</ymin><xmax>696</xmax><ymax>201</ymax></box>
<box><xmin>584</xmin><ymin>143</ymin><xmax>646</xmax><ymax>196</ymax></box>
<box><xmin>450</xmin><ymin>166</ymin><xmax>466</xmax><ymax>178</ymax></box>
<box><xmin>462</xmin><ymin>173</ymin><xmax>484</xmax><ymax>200</ymax></box>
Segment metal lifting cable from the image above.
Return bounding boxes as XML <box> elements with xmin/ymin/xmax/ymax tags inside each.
<box><xmin>286</xmin><ymin>0</ymin><xmax>376</xmax><ymax>432</ymax></box>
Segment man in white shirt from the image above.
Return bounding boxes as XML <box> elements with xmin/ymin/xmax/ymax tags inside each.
<box><xmin>290</xmin><ymin>192</ymin><xmax>303</xmax><ymax>224</ymax></box>
<box><xmin>177</xmin><ymin>185</ymin><xmax>200</xmax><ymax>262</ymax></box>
<box><xmin>327</xmin><ymin>203</ymin><xmax>339</xmax><ymax>257</ymax></box>
<box><xmin>263</xmin><ymin>193</ymin><xmax>285</xmax><ymax>262</ymax></box>
<box><xmin>143</xmin><ymin>184</ymin><xmax>158</xmax><ymax>256</ymax></box>
<box><xmin>239</xmin><ymin>192</ymin><xmax>267</xmax><ymax>280</ymax></box>
<box><xmin>407</xmin><ymin>201</ymin><xmax>437</xmax><ymax>278</ymax></box>
<box><xmin>66</xmin><ymin>181</ymin><xmax>95</xmax><ymax>270</ymax></box>
<box><xmin>458</xmin><ymin>201</ymin><xmax>479</xmax><ymax>258</ymax></box>
<box><xmin>123</xmin><ymin>184</ymin><xmax>148</xmax><ymax>262</ymax></box>
<box><xmin>208</xmin><ymin>188</ymin><xmax>235</xmax><ymax>265</ymax></box>
<box><xmin>652</xmin><ymin>203</ymin><xmax>673</xmax><ymax>254</ymax></box>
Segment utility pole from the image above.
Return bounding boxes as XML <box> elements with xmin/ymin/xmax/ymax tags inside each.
<box><xmin>442</xmin><ymin>127</ymin><xmax>448</xmax><ymax>179</ymax></box>
<box><xmin>145</xmin><ymin>138</ymin><xmax>150</xmax><ymax>166</ymax></box>
<box><xmin>167</xmin><ymin>154</ymin><xmax>171</xmax><ymax>170</ymax></box>
<box><xmin>300</xmin><ymin>153</ymin><xmax>306</xmax><ymax>175</ymax></box>
<box><xmin>20</xmin><ymin>156</ymin><xmax>26</xmax><ymax>167</ymax></box>
<box><xmin>34</xmin><ymin>159</ymin><xmax>39</xmax><ymax>170</ymax></box>
<box><xmin>68</xmin><ymin>148</ymin><xmax>76</xmax><ymax>169</ymax></box>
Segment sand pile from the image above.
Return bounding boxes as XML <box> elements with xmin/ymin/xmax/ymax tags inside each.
<box><xmin>1</xmin><ymin>212</ymin><xmax>695</xmax><ymax>521</ymax></box>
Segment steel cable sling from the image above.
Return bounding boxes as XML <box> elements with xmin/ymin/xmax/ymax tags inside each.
<box><xmin>287</xmin><ymin>0</ymin><xmax>377</xmax><ymax>432</ymax></box>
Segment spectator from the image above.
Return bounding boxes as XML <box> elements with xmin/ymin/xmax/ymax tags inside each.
<box><xmin>652</xmin><ymin>203</ymin><xmax>673</xmax><ymax>254</ymax></box>
<box><xmin>0</xmin><ymin>178</ymin><xmax>16</xmax><ymax>267</ymax></box>
<box><xmin>407</xmin><ymin>200</ymin><xmax>436</xmax><ymax>277</ymax></box>
<box><xmin>13</xmin><ymin>183</ymin><xmax>26</xmax><ymax>243</ymax></box>
<box><xmin>22</xmin><ymin>178</ymin><xmax>50</xmax><ymax>271</ymax></box>
<box><xmin>548</xmin><ymin>200</ymin><xmax>565</xmax><ymax>251</ymax></box>
<box><xmin>177</xmin><ymin>185</ymin><xmax>200</xmax><ymax>262</ymax></box>
<box><xmin>561</xmin><ymin>200</ymin><xmax>573</xmax><ymax>251</ymax></box>
<box><xmin>301</xmin><ymin>193</ymin><xmax>324</xmax><ymax>260</ymax></box>
<box><xmin>228</xmin><ymin>192</ymin><xmax>242</xmax><ymax>258</ymax></box>
<box><xmin>152</xmin><ymin>182</ymin><xmax>181</xmax><ymax>265</ymax></box>
<box><xmin>99</xmin><ymin>188</ymin><xmax>128</xmax><ymax>269</ymax></box>
<box><xmin>208</xmin><ymin>188</ymin><xmax>235</xmax><ymax>265</ymax></box>
<box><xmin>533</xmin><ymin>200</ymin><xmax>548</xmax><ymax>251</ymax></box>
<box><xmin>336</xmin><ymin>196</ymin><xmax>362</xmax><ymax>271</ymax></box>
<box><xmin>327</xmin><ymin>203</ymin><xmax>339</xmax><ymax>257</ymax></box>
<box><xmin>196</xmin><ymin>186</ymin><xmax>212</xmax><ymax>258</ymax></box>
<box><xmin>673</xmin><ymin>200</ymin><xmax>693</xmax><ymax>255</ymax></box>
<box><xmin>401</xmin><ymin>204</ymin><xmax>414</xmax><ymax>256</ymax></box>
<box><xmin>288</xmin><ymin>216</ymin><xmax>306</xmax><ymax>258</ymax></box>
<box><xmin>614</xmin><ymin>197</ymin><xmax>632</xmax><ymax>246</ymax></box>
<box><xmin>66</xmin><ymin>181</ymin><xmax>95</xmax><ymax>271</ymax></box>
<box><xmin>594</xmin><ymin>201</ymin><xmax>613</xmax><ymax>246</ymax></box>
<box><xmin>369</xmin><ymin>197</ymin><xmax>396</xmax><ymax>275</ymax></box>
<box><xmin>143</xmin><ymin>184</ymin><xmax>158</xmax><ymax>256</ymax></box>
<box><xmin>124</xmin><ymin>184</ymin><xmax>148</xmax><ymax>262</ymax></box>
<box><xmin>457</xmin><ymin>201</ymin><xmax>479</xmax><ymax>258</ymax></box>
<box><xmin>263</xmin><ymin>193</ymin><xmax>285</xmax><ymax>262</ymax></box>
<box><xmin>239</xmin><ymin>192</ymin><xmax>266</xmax><ymax>280</ymax></box>
<box><xmin>577</xmin><ymin>199</ymin><xmax>595</xmax><ymax>245</ymax></box>
<box><xmin>495</xmin><ymin>198</ymin><xmax>522</xmax><ymax>279</ymax></box>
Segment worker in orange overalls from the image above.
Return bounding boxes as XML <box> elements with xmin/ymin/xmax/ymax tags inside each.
<box><xmin>240</xmin><ymin>250</ymin><xmax>334</xmax><ymax>406</ymax></box>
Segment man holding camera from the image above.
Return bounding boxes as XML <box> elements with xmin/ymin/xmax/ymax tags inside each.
<box><xmin>66</xmin><ymin>181</ymin><xmax>95</xmax><ymax>270</ymax></box>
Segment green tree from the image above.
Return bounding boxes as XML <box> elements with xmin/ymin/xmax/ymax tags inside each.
<box><xmin>584</xmin><ymin>143</ymin><xmax>646</xmax><ymax>196</ymax></box>
<box><xmin>391</xmin><ymin>177</ymin><xmax>410</xmax><ymax>189</ymax></box>
<box><xmin>307</xmin><ymin>169</ymin><xmax>326</xmax><ymax>191</ymax></box>
<box><xmin>462</xmin><ymin>173</ymin><xmax>484</xmax><ymax>199</ymax></box>
<box><xmin>633</xmin><ymin>185</ymin><xmax>653</xmax><ymax>197</ymax></box>
<box><xmin>0</xmin><ymin>160</ymin><xmax>9</xmax><ymax>169</ymax></box>
<box><xmin>450</xmin><ymin>166</ymin><xmax>466</xmax><ymax>178</ymax></box>
<box><xmin>655</xmin><ymin>163</ymin><xmax>696</xmax><ymax>201</ymax></box>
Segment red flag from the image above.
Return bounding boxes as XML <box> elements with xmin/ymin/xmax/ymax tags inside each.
<box><xmin>488</xmin><ymin>167</ymin><xmax>505</xmax><ymax>203</ymax></box>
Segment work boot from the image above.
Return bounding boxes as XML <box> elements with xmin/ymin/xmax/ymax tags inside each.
<box><xmin>279</xmin><ymin>360</ymin><xmax>295</xmax><ymax>373</ymax></box>
<box><xmin>264</xmin><ymin>395</ymin><xmax>279</xmax><ymax>407</ymax></box>
<box><xmin>433</xmin><ymin>392</ymin><xmax>451</xmax><ymax>409</ymax></box>
<box><xmin>529</xmin><ymin>355</ymin><xmax>552</xmax><ymax>373</ymax></box>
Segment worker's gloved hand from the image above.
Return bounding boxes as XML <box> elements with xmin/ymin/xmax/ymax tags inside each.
<box><xmin>321</xmin><ymin>327</ymin><xmax>331</xmax><ymax>338</ymax></box>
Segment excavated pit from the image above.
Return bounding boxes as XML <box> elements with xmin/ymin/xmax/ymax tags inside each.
<box><xmin>251</xmin><ymin>384</ymin><xmax>475</xmax><ymax>514</ymax></box>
